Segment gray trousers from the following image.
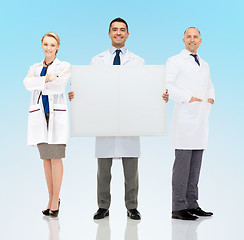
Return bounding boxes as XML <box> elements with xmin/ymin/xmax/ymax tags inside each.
<box><xmin>97</xmin><ymin>157</ymin><xmax>138</xmax><ymax>210</ymax></box>
<box><xmin>172</xmin><ymin>149</ymin><xmax>203</xmax><ymax>211</ymax></box>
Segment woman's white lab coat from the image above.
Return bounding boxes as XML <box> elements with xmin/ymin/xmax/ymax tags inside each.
<box><xmin>24</xmin><ymin>58</ymin><xmax>71</xmax><ymax>146</ymax></box>
<box><xmin>166</xmin><ymin>49</ymin><xmax>215</xmax><ymax>149</ymax></box>
<box><xmin>90</xmin><ymin>47</ymin><xmax>145</xmax><ymax>158</ymax></box>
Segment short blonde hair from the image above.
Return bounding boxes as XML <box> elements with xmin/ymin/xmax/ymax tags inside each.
<box><xmin>41</xmin><ymin>32</ymin><xmax>60</xmax><ymax>54</ymax></box>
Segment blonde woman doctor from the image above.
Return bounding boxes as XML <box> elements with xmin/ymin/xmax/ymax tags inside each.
<box><xmin>24</xmin><ymin>32</ymin><xmax>71</xmax><ymax>218</ymax></box>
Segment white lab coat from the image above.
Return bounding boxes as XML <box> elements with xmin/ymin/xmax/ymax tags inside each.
<box><xmin>166</xmin><ymin>49</ymin><xmax>215</xmax><ymax>149</ymax></box>
<box><xmin>24</xmin><ymin>58</ymin><xmax>71</xmax><ymax>146</ymax></box>
<box><xmin>90</xmin><ymin>47</ymin><xmax>145</xmax><ymax>158</ymax></box>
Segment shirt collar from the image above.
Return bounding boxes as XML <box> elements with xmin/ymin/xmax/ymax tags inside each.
<box><xmin>36</xmin><ymin>57</ymin><xmax>60</xmax><ymax>66</ymax></box>
<box><xmin>182</xmin><ymin>49</ymin><xmax>202</xmax><ymax>67</ymax></box>
<box><xmin>109</xmin><ymin>46</ymin><xmax>127</xmax><ymax>54</ymax></box>
<box><xmin>183</xmin><ymin>49</ymin><xmax>199</xmax><ymax>58</ymax></box>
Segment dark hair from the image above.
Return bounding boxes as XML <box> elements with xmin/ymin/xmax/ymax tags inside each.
<box><xmin>109</xmin><ymin>18</ymin><xmax>129</xmax><ymax>32</ymax></box>
<box><xmin>184</xmin><ymin>27</ymin><xmax>201</xmax><ymax>36</ymax></box>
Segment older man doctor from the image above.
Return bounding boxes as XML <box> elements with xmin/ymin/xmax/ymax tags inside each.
<box><xmin>166</xmin><ymin>27</ymin><xmax>215</xmax><ymax>220</ymax></box>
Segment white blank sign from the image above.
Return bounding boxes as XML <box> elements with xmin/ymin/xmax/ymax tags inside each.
<box><xmin>71</xmin><ymin>65</ymin><xmax>166</xmax><ymax>136</ymax></box>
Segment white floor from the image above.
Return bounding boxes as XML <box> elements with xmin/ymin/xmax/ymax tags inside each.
<box><xmin>1</xmin><ymin>137</ymin><xmax>243</xmax><ymax>240</ymax></box>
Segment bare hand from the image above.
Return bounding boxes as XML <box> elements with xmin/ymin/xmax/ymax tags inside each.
<box><xmin>189</xmin><ymin>96</ymin><xmax>202</xmax><ymax>103</ymax></box>
<box><xmin>48</xmin><ymin>75</ymin><xmax>58</xmax><ymax>81</ymax></box>
<box><xmin>162</xmin><ymin>89</ymin><xmax>169</xmax><ymax>103</ymax></box>
<box><xmin>68</xmin><ymin>91</ymin><xmax>74</xmax><ymax>101</ymax></box>
<box><xmin>208</xmin><ymin>98</ymin><xmax>214</xmax><ymax>104</ymax></box>
<box><xmin>45</xmin><ymin>75</ymin><xmax>50</xmax><ymax>83</ymax></box>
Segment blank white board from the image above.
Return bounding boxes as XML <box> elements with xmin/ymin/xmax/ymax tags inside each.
<box><xmin>71</xmin><ymin>65</ymin><xmax>166</xmax><ymax>136</ymax></box>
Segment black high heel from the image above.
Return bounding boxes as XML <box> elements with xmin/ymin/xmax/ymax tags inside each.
<box><xmin>42</xmin><ymin>209</ymin><xmax>50</xmax><ymax>216</ymax></box>
<box><xmin>50</xmin><ymin>199</ymin><xmax>60</xmax><ymax>218</ymax></box>
<box><xmin>49</xmin><ymin>209</ymin><xmax>59</xmax><ymax>218</ymax></box>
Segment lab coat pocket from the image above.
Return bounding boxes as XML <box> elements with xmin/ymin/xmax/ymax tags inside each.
<box><xmin>28</xmin><ymin>104</ymin><xmax>47</xmax><ymax>145</ymax></box>
<box><xmin>182</xmin><ymin>101</ymin><xmax>201</xmax><ymax>120</ymax></box>
<box><xmin>52</xmin><ymin>104</ymin><xmax>68</xmax><ymax>143</ymax></box>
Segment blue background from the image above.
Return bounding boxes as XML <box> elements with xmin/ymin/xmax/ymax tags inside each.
<box><xmin>0</xmin><ymin>0</ymin><xmax>243</xmax><ymax>239</ymax></box>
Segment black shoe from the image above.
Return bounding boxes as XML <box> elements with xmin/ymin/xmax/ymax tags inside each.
<box><xmin>42</xmin><ymin>199</ymin><xmax>60</xmax><ymax>216</ymax></box>
<box><xmin>127</xmin><ymin>209</ymin><xmax>141</xmax><ymax>220</ymax></box>
<box><xmin>50</xmin><ymin>209</ymin><xmax>59</xmax><ymax>218</ymax></box>
<box><xmin>93</xmin><ymin>208</ymin><xmax>109</xmax><ymax>220</ymax></box>
<box><xmin>187</xmin><ymin>207</ymin><xmax>213</xmax><ymax>217</ymax></box>
<box><xmin>42</xmin><ymin>209</ymin><xmax>50</xmax><ymax>216</ymax></box>
<box><xmin>50</xmin><ymin>199</ymin><xmax>61</xmax><ymax>218</ymax></box>
<box><xmin>172</xmin><ymin>210</ymin><xmax>198</xmax><ymax>220</ymax></box>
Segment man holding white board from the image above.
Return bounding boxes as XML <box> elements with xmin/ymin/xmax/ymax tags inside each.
<box><xmin>69</xmin><ymin>18</ymin><xmax>168</xmax><ymax>220</ymax></box>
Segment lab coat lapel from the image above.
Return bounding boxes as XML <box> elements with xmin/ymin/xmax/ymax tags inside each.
<box><xmin>46</xmin><ymin>58</ymin><xmax>62</xmax><ymax>75</ymax></box>
<box><xmin>34</xmin><ymin>61</ymin><xmax>44</xmax><ymax>76</ymax></box>
<box><xmin>198</xmin><ymin>57</ymin><xmax>204</xmax><ymax>70</ymax></box>
<box><xmin>102</xmin><ymin>50</ymin><xmax>112</xmax><ymax>65</ymax></box>
<box><xmin>181</xmin><ymin>50</ymin><xmax>201</xmax><ymax>70</ymax></box>
<box><xmin>122</xmin><ymin>50</ymin><xmax>135</xmax><ymax>65</ymax></box>
<box><xmin>52</xmin><ymin>58</ymin><xmax>61</xmax><ymax>65</ymax></box>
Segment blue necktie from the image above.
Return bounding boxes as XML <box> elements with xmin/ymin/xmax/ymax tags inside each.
<box><xmin>190</xmin><ymin>54</ymin><xmax>200</xmax><ymax>66</ymax></box>
<box><xmin>113</xmin><ymin>49</ymin><xmax>121</xmax><ymax>65</ymax></box>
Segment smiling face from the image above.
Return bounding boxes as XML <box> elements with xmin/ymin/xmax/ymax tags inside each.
<box><xmin>108</xmin><ymin>21</ymin><xmax>129</xmax><ymax>48</ymax></box>
<box><xmin>41</xmin><ymin>36</ymin><xmax>59</xmax><ymax>59</ymax></box>
<box><xmin>183</xmin><ymin>28</ymin><xmax>202</xmax><ymax>54</ymax></box>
